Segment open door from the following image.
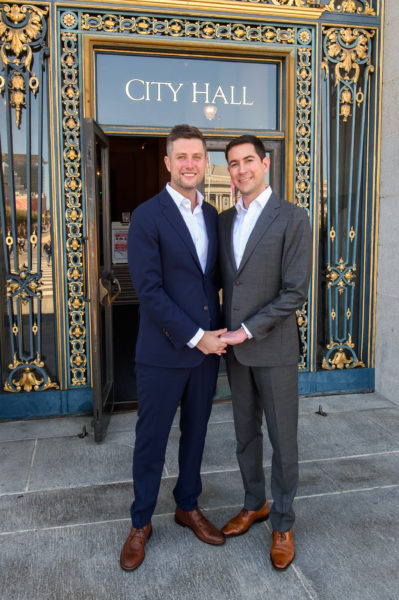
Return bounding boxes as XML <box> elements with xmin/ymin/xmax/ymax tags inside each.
<box><xmin>84</xmin><ymin>118</ymin><xmax>118</xmax><ymax>442</ymax></box>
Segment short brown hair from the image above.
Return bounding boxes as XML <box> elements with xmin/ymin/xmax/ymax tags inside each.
<box><xmin>166</xmin><ymin>124</ymin><xmax>206</xmax><ymax>156</ymax></box>
<box><xmin>225</xmin><ymin>135</ymin><xmax>266</xmax><ymax>162</ymax></box>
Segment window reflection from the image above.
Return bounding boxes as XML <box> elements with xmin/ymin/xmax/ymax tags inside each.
<box><xmin>0</xmin><ymin>51</ymin><xmax>57</xmax><ymax>387</ymax></box>
<box><xmin>204</xmin><ymin>150</ymin><xmax>271</xmax><ymax>213</ymax></box>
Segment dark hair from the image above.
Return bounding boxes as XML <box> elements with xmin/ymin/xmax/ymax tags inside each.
<box><xmin>225</xmin><ymin>135</ymin><xmax>266</xmax><ymax>162</ymax></box>
<box><xmin>166</xmin><ymin>124</ymin><xmax>206</xmax><ymax>156</ymax></box>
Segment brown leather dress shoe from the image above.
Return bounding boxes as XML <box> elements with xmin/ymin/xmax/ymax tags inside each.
<box><xmin>120</xmin><ymin>523</ymin><xmax>152</xmax><ymax>571</ymax></box>
<box><xmin>175</xmin><ymin>507</ymin><xmax>225</xmax><ymax>545</ymax></box>
<box><xmin>270</xmin><ymin>529</ymin><xmax>295</xmax><ymax>570</ymax></box>
<box><xmin>221</xmin><ymin>501</ymin><xmax>270</xmax><ymax>537</ymax></box>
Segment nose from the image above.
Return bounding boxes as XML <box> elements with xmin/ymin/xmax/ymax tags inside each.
<box><xmin>185</xmin><ymin>156</ymin><xmax>194</xmax><ymax>169</ymax></box>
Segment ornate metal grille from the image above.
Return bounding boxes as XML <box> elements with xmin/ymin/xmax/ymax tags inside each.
<box><xmin>0</xmin><ymin>3</ymin><xmax>58</xmax><ymax>393</ymax></box>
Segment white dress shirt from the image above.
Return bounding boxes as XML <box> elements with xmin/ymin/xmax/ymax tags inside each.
<box><xmin>166</xmin><ymin>183</ymin><xmax>208</xmax><ymax>348</ymax></box>
<box><xmin>233</xmin><ymin>186</ymin><xmax>272</xmax><ymax>339</ymax></box>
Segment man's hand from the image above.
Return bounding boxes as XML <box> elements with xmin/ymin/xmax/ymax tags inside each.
<box><xmin>196</xmin><ymin>329</ymin><xmax>228</xmax><ymax>355</ymax></box>
<box><xmin>220</xmin><ymin>327</ymin><xmax>248</xmax><ymax>346</ymax></box>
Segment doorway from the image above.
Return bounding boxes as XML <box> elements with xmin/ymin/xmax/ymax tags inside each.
<box><xmin>108</xmin><ymin>136</ymin><xmax>169</xmax><ymax>409</ymax></box>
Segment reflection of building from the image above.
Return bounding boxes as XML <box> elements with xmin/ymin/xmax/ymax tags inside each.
<box><xmin>0</xmin><ymin>1</ymin><xmax>396</xmax><ymax>430</ymax></box>
<box><xmin>204</xmin><ymin>164</ymin><xmax>234</xmax><ymax>212</ymax></box>
<box><xmin>1</xmin><ymin>154</ymin><xmax>43</xmax><ymax>199</ymax></box>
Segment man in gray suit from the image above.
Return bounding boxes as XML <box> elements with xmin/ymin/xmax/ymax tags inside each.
<box><xmin>219</xmin><ymin>134</ymin><xmax>312</xmax><ymax>569</ymax></box>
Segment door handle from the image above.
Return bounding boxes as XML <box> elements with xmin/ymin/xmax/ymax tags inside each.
<box><xmin>99</xmin><ymin>271</ymin><xmax>121</xmax><ymax>305</ymax></box>
<box><xmin>109</xmin><ymin>277</ymin><xmax>121</xmax><ymax>304</ymax></box>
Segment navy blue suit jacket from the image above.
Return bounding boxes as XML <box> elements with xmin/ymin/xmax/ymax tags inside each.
<box><xmin>128</xmin><ymin>187</ymin><xmax>221</xmax><ymax>368</ymax></box>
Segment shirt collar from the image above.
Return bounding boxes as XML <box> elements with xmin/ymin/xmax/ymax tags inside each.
<box><xmin>166</xmin><ymin>183</ymin><xmax>204</xmax><ymax>209</ymax></box>
<box><xmin>235</xmin><ymin>186</ymin><xmax>272</xmax><ymax>214</ymax></box>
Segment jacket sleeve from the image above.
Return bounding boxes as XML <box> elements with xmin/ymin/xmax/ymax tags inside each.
<box><xmin>128</xmin><ymin>206</ymin><xmax>200</xmax><ymax>348</ymax></box>
<box><xmin>243</xmin><ymin>208</ymin><xmax>312</xmax><ymax>340</ymax></box>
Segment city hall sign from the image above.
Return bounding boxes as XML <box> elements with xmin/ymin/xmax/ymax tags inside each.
<box><xmin>95</xmin><ymin>52</ymin><xmax>279</xmax><ymax>130</ymax></box>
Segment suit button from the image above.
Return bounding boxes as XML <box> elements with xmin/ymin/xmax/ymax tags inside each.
<box><xmin>203</xmin><ymin>305</ymin><xmax>208</xmax><ymax>311</ymax></box>
<box><xmin>235</xmin><ymin>280</ymin><xmax>240</xmax><ymax>286</ymax></box>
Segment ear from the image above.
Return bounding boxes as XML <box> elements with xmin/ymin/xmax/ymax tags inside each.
<box><xmin>263</xmin><ymin>156</ymin><xmax>271</xmax><ymax>174</ymax></box>
<box><xmin>164</xmin><ymin>155</ymin><xmax>171</xmax><ymax>173</ymax></box>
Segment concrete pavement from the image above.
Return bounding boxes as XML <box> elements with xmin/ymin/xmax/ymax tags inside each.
<box><xmin>1</xmin><ymin>392</ymin><xmax>399</xmax><ymax>600</ymax></box>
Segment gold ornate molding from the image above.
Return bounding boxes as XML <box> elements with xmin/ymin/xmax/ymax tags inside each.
<box><xmin>238</xmin><ymin>0</ymin><xmax>305</xmax><ymax>5</ymax></box>
<box><xmin>4</xmin><ymin>354</ymin><xmax>59</xmax><ymax>392</ymax></box>
<box><xmin>324</xmin><ymin>0</ymin><xmax>375</xmax><ymax>15</ymax></box>
<box><xmin>322</xmin><ymin>26</ymin><xmax>375</xmax><ymax>122</ymax></box>
<box><xmin>322</xmin><ymin>336</ymin><xmax>365</xmax><ymax>370</ymax></box>
<box><xmin>0</xmin><ymin>3</ymin><xmax>48</xmax><ymax>127</ymax></box>
<box><xmin>235</xmin><ymin>0</ymin><xmax>376</xmax><ymax>14</ymax></box>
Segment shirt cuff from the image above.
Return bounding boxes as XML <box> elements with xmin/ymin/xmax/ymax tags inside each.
<box><xmin>187</xmin><ymin>328</ymin><xmax>205</xmax><ymax>348</ymax></box>
<box><xmin>241</xmin><ymin>323</ymin><xmax>253</xmax><ymax>340</ymax></box>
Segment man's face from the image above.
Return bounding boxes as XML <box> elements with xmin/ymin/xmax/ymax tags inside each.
<box><xmin>227</xmin><ymin>142</ymin><xmax>270</xmax><ymax>206</ymax></box>
<box><xmin>164</xmin><ymin>137</ymin><xmax>207</xmax><ymax>196</ymax></box>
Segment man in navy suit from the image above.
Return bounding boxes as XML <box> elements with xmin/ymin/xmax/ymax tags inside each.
<box><xmin>120</xmin><ymin>124</ymin><xmax>226</xmax><ymax>571</ymax></box>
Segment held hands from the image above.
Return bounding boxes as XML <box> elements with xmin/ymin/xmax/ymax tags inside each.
<box><xmin>196</xmin><ymin>326</ymin><xmax>248</xmax><ymax>355</ymax></box>
<box><xmin>220</xmin><ymin>327</ymin><xmax>248</xmax><ymax>346</ymax></box>
<box><xmin>196</xmin><ymin>329</ymin><xmax>228</xmax><ymax>356</ymax></box>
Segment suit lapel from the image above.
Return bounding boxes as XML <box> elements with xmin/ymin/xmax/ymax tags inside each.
<box><xmin>236</xmin><ymin>193</ymin><xmax>280</xmax><ymax>275</ymax></box>
<box><xmin>223</xmin><ymin>207</ymin><xmax>237</xmax><ymax>274</ymax></box>
<box><xmin>159</xmin><ymin>188</ymin><xmax>202</xmax><ymax>271</ymax></box>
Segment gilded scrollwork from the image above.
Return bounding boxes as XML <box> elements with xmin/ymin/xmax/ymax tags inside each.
<box><xmin>234</xmin><ymin>0</ymin><xmax>305</xmax><ymax>6</ymax></box>
<box><xmin>81</xmin><ymin>14</ymin><xmax>296</xmax><ymax>44</ymax></box>
<box><xmin>326</xmin><ymin>258</ymin><xmax>356</xmax><ymax>295</ymax></box>
<box><xmin>0</xmin><ymin>3</ymin><xmax>48</xmax><ymax>127</ymax></box>
<box><xmin>60</xmin><ymin>30</ymin><xmax>87</xmax><ymax>386</ymax></box>
<box><xmin>4</xmin><ymin>354</ymin><xmax>59</xmax><ymax>393</ymax></box>
<box><xmin>324</xmin><ymin>0</ymin><xmax>375</xmax><ymax>15</ymax></box>
<box><xmin>322</xmin><ymin>27</ymin><xmax>374</xmax><ymax>90</ymax></box>
<box><xmin>322</xmin><ymin>335</ymin><xmax>365</xmax><ymax>370</ymax></box>
<box><xmin>295</xmin><ymin>43</ymin><xmax>312</xmax><ymax>369</ymax></box>
<box><xmin>233</xmin><ymin>0</ymin><xmax>376</xmax><ymax>10</ymax></box>
<box><xmin>0</xmin><ymin>3</ymin><xmax>59</xmax><ymax>393</ymax></box>
<box><xmin>320</xmin><ymin>23</ymin><xmax>374</xmax><ymax>371</ymax></box>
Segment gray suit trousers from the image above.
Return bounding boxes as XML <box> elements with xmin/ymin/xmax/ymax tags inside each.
<box><xmin>226</xmin><ymin>352</ymin><xmax>299</xmax><ymax>532</ymax></box>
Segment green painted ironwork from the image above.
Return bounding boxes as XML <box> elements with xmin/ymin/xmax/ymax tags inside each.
<box><xmin>320</xmin><ymin>25</ymin><xmax>375</xmax><ymax>370</ymax></box>
<box><xmin>0</xmin><ymin>3</ymin><xmax>58</xmax><ymax>393</ymax></box>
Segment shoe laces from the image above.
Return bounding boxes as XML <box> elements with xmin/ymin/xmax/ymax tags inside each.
<box><xmin>130</xmin><ymin>528</ymin><xmax>146</xmax><ymax>541</ymax></box>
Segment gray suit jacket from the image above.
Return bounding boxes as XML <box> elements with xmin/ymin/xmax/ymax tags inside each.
<box><xmin>219</xmin><ymin>192</ymin><xmax>312</xmax><ymax>367</ymax></box>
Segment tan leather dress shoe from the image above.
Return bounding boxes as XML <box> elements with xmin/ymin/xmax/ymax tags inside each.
<box><xmin>270</xmin><ymin>529</ymin><xmax>295</xmax><ymax>570</ymax></box>
<box><xmin>175</xmin><ymin>507</ymin><xmax>225</xmax><ymax>545</ymax></box>
<box><xmin>221</xmin><ymin>501</ymin><xmax>270</xmax><ymax>537</ymax></box>
<box><xmin>120</xmin><ymin>523</ymin><xmax>152</xmax><ymax>571</ymax></box>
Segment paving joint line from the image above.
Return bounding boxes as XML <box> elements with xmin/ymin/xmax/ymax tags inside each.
<box><xmin>24</xmin><ymin>439</ymin><xmax>38</xmax><ymax>492</ymax></box>
<box><xmin>2</xmin><ymin>483</ymin><xmax>399</xmax><ymax>537</ymax></box>
<box><xmin>1</xmin><ymin>447</ymin><xmax>399</xmax><ymax>498</ymax></box>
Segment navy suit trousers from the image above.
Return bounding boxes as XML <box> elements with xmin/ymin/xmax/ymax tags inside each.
<box><xmin>131</xmin><ymin>356</ymin><xmax>219</xmax><ymax>528</ymax></box>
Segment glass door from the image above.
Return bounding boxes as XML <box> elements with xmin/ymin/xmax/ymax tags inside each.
<box><xmin>84</xmin><ymin>118</ymin><xmax>117</xmax><ymax>442</ymax></box>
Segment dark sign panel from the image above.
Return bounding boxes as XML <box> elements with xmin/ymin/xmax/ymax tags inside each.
<box><xmin>95</xmin><ymin>52</ymin><xmax>278</xmax><ymax>130</ymax></box>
